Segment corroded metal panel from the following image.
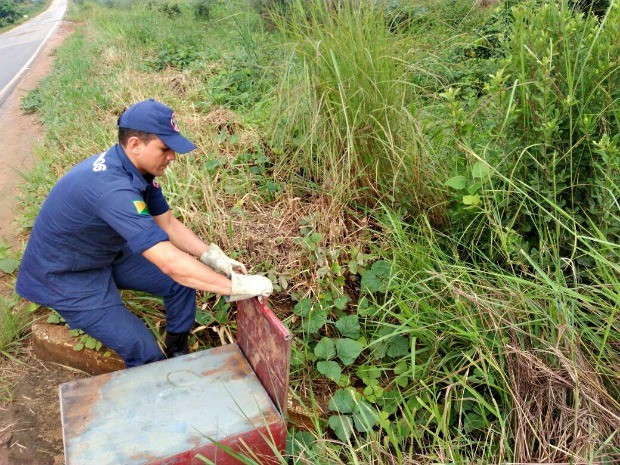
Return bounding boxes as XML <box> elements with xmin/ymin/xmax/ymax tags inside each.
<box><xmin>236</xmin><ymin>298</ymin><xmax>292</xmax><ymax>416</ymax></box>
<box><xmin>60</xmin><ymin>344</ymin><xmax>284</xmax><ymax>465</ymax></box>
<box><xmin>149</xmin><ymin>422</ymin><xmax>287</xmax><ymax>465</ymax></box>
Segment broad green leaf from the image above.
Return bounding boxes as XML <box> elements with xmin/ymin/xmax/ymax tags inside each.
<box><xmin>73</xmin><ymin>343</ymin><xmax>84</xmax><ymax>351</ymax></box>
<box><xmin>85</xmin><ymin>337</ymin><xmax>97</xmax><ymax>350</ymax></box>
<box><xmin>357</xmin><ymin>296</ymin><xmax>379</xmax><ymax>317</ymax></box>
<box><xmin>317</xmin><ymin>361</ymin><xmax>341</xmax><ymax>383</ymax></box>
<box><xmin>463</xmin><ymin>413</ymin><xmax>487</xmax><ymax>433</ymax></box>
<box><xmin>335</xmin><ymin>314</ymin><xmax>360</xmax><ymax>339</ymax></box>
<box><xmin>0</xmin><ymin>258</ymin><xmax>19</xmax><ymax>274</ymax></box>
<box><xmin>393</xmin><ymin>361</ymin><xmax>408</xmax><ymax>375</ymax></box>
<box><xmin>309</xmin><ymin>232</ymin><xmax>323</xmax><ymax>244</ymax></box>
<box><xmin>356</xmin><ymin>364</ymin><xmax>381</xmax><ymax>380</ymax></box>
<box><xmin>371</xmin><ymin>260</ymin><xmax>391</xmax><ymax>277</ymax></box>
<box><xmin>444</xmin><ymin>175</ymin><xmax>467</xmax><ymax>190</ymax></box>
<box><xmin>334</xmin><ymin>338</ymin><xmax>363</xmax><ymax>365</ymax></box>
<box><xmin>337</xmin><ymin>374</ymin><xmax>351</xmax><ymax>387</ymax></box>
<box><xmin>47</xmin><ymin>313</ymin><xmax>62</xmax><ymax>324</ymax></box>
<box><xmin>471</xmin><ymin>162</ymin><xmax>490</xmax><ymax>179</ymax></box>
<box><xmin>334</xmin><ymin>295</ymin><xmax>350</xmax><ymax>310</ymax></box>
<box><xmin>290</xmin><ymin>347</ymin><xmax>306</xmax><ymax>366</ymax></box>
<box><xmin>314</xmin><ymin>337</ymin><xmax>336</xmax><ymax>360</ymax></box>
<box><xmin>353</xmin><ymin>401</ymin><xmax>379</xmax><ymax>433</ymax></box>
<box><xmin>328</xmin><ymin>415</ymin><xmax>354</xmax><ymax>442</ymax></box>
<box><xmin>363</xmin><ymin>385</ymin><xmax>383</xmax><ymax>403</ymax></box>
<box><xmin>293</xmin><ymin>298</ymin><xmax>313</xmax><ymax>317</ymax></box>
<box><xmin>396</xmin><ymin>375</ymin><xmax>410</xmax><ymax>388</ymax></box>
<box><xmin>328</xmin><ymin>388</ymin><xmax>357</xmax><ymax>413</ymax></box>
<box><xmin>361</xmin><ymin>260</ymin><xmax>392</xmax><ymax>293</ymax></box>
<box><xmin>387</xmin><ymin>336</ymin><xmax>409</xmax><ymax>358</ymax></box>
<box><xmin>362</xmin><ymin>377</ymin><xmax>380</xmax><ymax>387</ymax></box>
<box><xmin>303</xmin><ymin>309</ymin><xmax>327</xmax><ymax>334</ymax></box>
<box><xmin>288</xmin><ymin>431</ymin><xmax>316</xmax><ymax>456</ymax></box>
<box><xmin>462</xmin><ymin>194</ymin><xmax>481</xmax><ymax>206</ymax></box>
<box><xmin>377</xmin><ymin>334</ymin><xmax>409</xmax><ymax>359</ymax></box>
<box><xmin>195</xmin><ymin>310</ymin><xmax>215</xmax><ymax>325</ymax></box>
<box><xmin>377</xmin><ymin>390</ymin><xmax>401</xmax><ymax>415</ymax></box>
<box><xmin>204</xmin><ymin>159</ymin><xmax>222</xmax><ymax>171</ymax></box>
<box><xmin>467</xmin><ymin>181</ymin><xmax>483</xmax><ymax>195</ymax></box>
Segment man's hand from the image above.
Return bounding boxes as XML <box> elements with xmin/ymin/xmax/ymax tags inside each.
<box><xmin>200</xmin><ymin>243</ymin><xmax>247</xmax><ymax>277</ymax></box>
<box><xmin>228</xmin><ymin>273</ymin><xmax>273</xmax><ymax>302</ymax></box>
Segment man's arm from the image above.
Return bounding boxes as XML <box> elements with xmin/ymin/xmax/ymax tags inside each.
<box><xmin>154</xmin><ymin>211</ymin><xmax>247</xmax><ymax>276</ymax></box>
<box><xmin>142</xmin><ymin>241</ymin><xmax>231</xmax><ymax>294</ymax></box>
<box><xmin>142</xmin><ymin>241</ymin><xmax>273</xmax><ymax>302</ymax></box>
<box><xmin>153</xmin><ymin>211</ymin><xmax>208</xmax><ymax>257</ymax></box>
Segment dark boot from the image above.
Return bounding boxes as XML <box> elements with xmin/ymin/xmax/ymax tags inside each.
<box><xmin>164</xmin><ymin>331</ymin><xmax>189</xmax><ymax>358</ymax></box>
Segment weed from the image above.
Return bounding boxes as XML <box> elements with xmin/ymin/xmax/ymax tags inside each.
<box><xmin>0</xmin><ymin>297</ymin><xmax>34</xmax><ymax>362</ymax></box>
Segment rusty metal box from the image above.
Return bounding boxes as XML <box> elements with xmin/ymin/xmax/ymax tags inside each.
<box><xmin>59</xmin><ymin>299</ymin><xmax>291</xmax><ymax>465</ymax></box>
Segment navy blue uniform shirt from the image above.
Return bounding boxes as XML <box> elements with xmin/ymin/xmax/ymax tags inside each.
<box><xmin>16</xmin><ymin>144</ymin><xmax>170</xmax><ymax>310</ymax></box>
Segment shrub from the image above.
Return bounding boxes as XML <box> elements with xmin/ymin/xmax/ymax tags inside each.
<box><xmin>161</xmin><ymin>1</ymin><xmax>182</xmax><ymax>18</ymax></box>
<box><xmin>0</xmin><ymin>1</ymin><xmax>22</xmax><ymax>27</ymax></box>
<box><xmin>193</xmin><ymin>0</ymin><xmax>213</xmax><ymax>20</ymax></box>
<box><xmin>445</xmin><ymin>0</ymin><xmax>620</xmax><ymax>274</ymax></box>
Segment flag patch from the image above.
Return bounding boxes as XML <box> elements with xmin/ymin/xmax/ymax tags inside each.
<box><xmin>133</xmin><ymin>200</ymin><xmax>150</xmax><ymax>216</ymax></box>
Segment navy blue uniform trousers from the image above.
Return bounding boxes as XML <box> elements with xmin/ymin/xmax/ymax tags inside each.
<box><xmin>55</xmin><ymin>252</ymin><xmax>196</xmax><ymax>368</ymax></box>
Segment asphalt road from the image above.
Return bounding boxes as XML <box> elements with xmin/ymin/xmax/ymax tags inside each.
<box><xmin>0</xmin><ymin>0</ymin><xmax>67</xmax><ymax>108</ymax></box>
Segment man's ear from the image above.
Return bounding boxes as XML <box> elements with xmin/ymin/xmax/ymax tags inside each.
<box><xmin>125</xmin><ymin>136</ymin><xmax>143</xmax><ymax>155</ymax></box>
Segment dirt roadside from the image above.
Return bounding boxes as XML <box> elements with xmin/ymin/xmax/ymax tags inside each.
<box><xmin>0</xmin><ymin>22</ymin><xmax>72</xmax><ymax>248</ymax></box>
<box><xmin>0</xmin><ymin>21</ymin><xmax>89</xmax><ymax>465</ymax></box>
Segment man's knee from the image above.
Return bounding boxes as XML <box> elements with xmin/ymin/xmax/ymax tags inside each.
<box><xmin>120</xmin><ymin>337</ymin><xmax>165</xmax><ymax>367</ymax></box>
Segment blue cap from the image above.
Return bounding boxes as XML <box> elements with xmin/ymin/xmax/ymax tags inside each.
<box><xmin>118</xmin><ymin>99</ymin><xmax>197</xmax><ymax>154</ymax></box>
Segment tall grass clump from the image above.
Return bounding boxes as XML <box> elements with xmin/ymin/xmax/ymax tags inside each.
<box><xmin>266</xmin><ymin>0</ymin><xmax>441</xmax><ymax>214</ymax></box>
<box><xmin>369</xmin><ymin>211</ymin><xmax>620</xmax><ymax>463</ymax></box>
<box><xmin>0</xmin><ymin>297</ymin><xmax>31</xmax><ymax>362</ymax></box>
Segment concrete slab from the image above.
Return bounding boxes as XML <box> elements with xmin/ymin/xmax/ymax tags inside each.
<box><xmin>31</xmin><ymin>323</ymin><xmax>125</xmax><ymax>374</ymax></box>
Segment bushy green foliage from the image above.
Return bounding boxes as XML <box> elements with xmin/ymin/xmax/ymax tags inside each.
<box><xmin>445</xmin><ymin>0</ymin><xmax>620</xmax><ymax>273</ymax></box>
<box><xmin>192</xmin><ymin>0</ymin><xmax>213</xmax><ymax>20</ymax></box>
<box><xmin>145</xmin><ymin>42</ymin><xmax>203</xmax><ymax>70</ymax></box>
<box><xmin>0</xmin><ymin>0</ymin><xmax>44</xmax><ymax>28</ymax></box>
<box><xmin>0</xmin><ymin>1</ymin><xmax>22</xmax><ymax>27</ymax></box>
<box><xmin>160</xmin><ymin>1</ymin><xmax>182</xmax><ymax>18</ymax></box>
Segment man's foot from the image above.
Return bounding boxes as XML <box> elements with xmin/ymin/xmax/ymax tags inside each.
<box><xmin>164</xmin><ymin>331</ymin><xmax>189</xmax><ymax>358</ymax></box>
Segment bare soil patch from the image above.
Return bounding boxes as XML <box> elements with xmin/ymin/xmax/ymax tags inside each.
<box><xmin>0</xmin><ymin>21</ymin><xmax>74</xmax><ymax>248</ymax></box>
<box><xmin>0</xmin><ymin>21</ymin><xmax>87</xmax><ymax>465</ymax></box>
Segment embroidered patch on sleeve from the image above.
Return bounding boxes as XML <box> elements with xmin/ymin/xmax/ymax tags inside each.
<box><xmin>133</xmin><ymin>200</ymin><xmax>150</xmax><ymax>216</ymax></box>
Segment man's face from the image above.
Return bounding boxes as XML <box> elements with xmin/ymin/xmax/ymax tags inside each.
<box><xmin>136</xmin><ymin>137</ymin><xmax>176</xmax><ymax>176</ymax></box>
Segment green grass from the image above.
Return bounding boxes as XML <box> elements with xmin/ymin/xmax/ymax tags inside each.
<box><xmin>0</xmin><ymin>296</ymin><xmax>32</xmax><ymax>363</ymax></box>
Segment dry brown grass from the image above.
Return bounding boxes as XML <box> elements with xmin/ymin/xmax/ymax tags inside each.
<box><xmin>506</xmin><ymin>336</ymin><xmax>620</xmax><ymax>463</ymax></box>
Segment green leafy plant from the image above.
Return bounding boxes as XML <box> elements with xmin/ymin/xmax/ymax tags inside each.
<box><xmin>327</xmin><ymin>388</ymin><xmax>379</xmax><ymax>442</ymax></box>
<box><xmin>47</xmin><ymin>310</ymin><xmax>110</xmax><ymax>354</ymax></box>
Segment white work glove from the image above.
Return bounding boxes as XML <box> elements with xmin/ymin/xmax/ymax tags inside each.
<box><xmin>227</xmin><ymin>272</ymin><xmax>273</xmax><ymax>302</ymax></box>
<box><xmin>200</xmin><ymin>243</ymin><xmax>247</xmax><ymax>277</ymax></box>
